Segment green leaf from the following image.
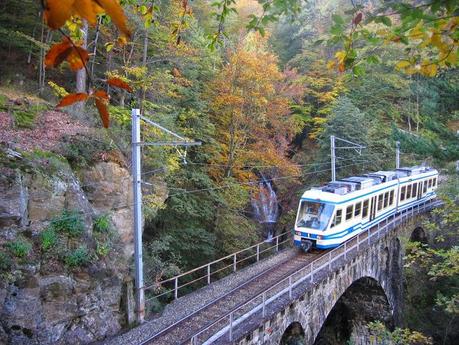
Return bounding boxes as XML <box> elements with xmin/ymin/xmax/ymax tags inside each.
<box><xmin>380</xmin><ymin>16</ymin><xmax>392</xmax><ymax>26</ymax></box>
<box><xmin>332</xmin><ymin>14</ymin><xmax>345</xmax><ymax>25</ymax></box>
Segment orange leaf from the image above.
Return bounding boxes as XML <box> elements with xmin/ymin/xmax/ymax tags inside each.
<box><xmin>93</xmin><ymin>89</ymin><xmax>110</xmax><ymax>127</ymax></box>
<box><xmin>66</xmin><ymin>46</ymin><xmax>90</xmax><ymax>71</ymax></box>
<box><xmin>72</xmin><ymin>0</ymin><xmax>97</xmax><ymax>25</ymax></box>
<box><xmin>95</xmin><ymin>0</ymin><xmax>131</xmax><ymax>38</ymax></box>
<box><xmin>94</xmin><ymin>89</ymin><xmax>109</xmax><ymax>100</ymax></box>
<box><xmin>107</xmin><ymin>77</ymin><xmax>133</xmax><ymax>92</ymax></box>
<box><xmin>45</xmin><ymin>39</ymin><xmax>72</xmax><ymax>68</ymax></box>
<box><xmin>338</xmin><ymin>63</ymin><xmax>346</xmax><ymax>73</ymax></box>
<box><xmin>57</xmin><ymin>93</ymin><xmax>89</xmax><ymax>107</ymax></box>
<box><xmin>44</xmin><ymin>0</ymin><xmax>75</xmax><ymax>30</ymax></box>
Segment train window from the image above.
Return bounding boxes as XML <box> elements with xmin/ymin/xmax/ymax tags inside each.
<box><xmin>389</xmin><ymin>190</ymin><xmax>394</xmax><ymax>205</ymax></box>
<box><xmin>354</xmin><ymin>202</ymin><xmax>362</xmax><ymax>217</ymax></box>
<box><xmin>401</xmin><ymin>186</ymin><xmax>406</xmax><ymax>201</ymax></box>
<box><xmin>433</xmin><ymin>178</ymin><xmax>437</xmax><ymax>187</ymax></box>
<box><xmin>423</xmin><ymin>181</ymin><xmax>427</xmax><ymax>193</ymax></box>
<box><xmin>413</xmin><ymin>183</ymin><xmax>417</xmax><ymax>196</ymax></box>
<box><xmin>332</xmin><ymin>209</ymin><xmax>342</xmax><ymax>227</ymax></box>
<box><xmin>296</xmin><ymin>201</ymin><xmax>335</xmax><ymax>230</ymax></box>
<box><xmin>428</xmin><ymin>179</ymin><xmax>432</xmax><ymax>188</ymax></box>
<box><xmin>346</xmin><ymin>205</ymin><xmax>353</xmax><ymax>220</ymax></box>
<box><xmin>362</xmin><ymin>200</ymin><xmax>369</xmax><ymax>218</ymax></box>
<box><xmin>383</xmin><ymin>192</ymin><xmax>389</xmax><ymax>208</ymax></box>
<box><xmin>377</xmin><ymin>194</ymin><xmax>383</xmax><ymax>211</ymax></box>
<box><xmin>407</xmin><ymin>184</ymin><xmax>412</xmax><ymax>199</ymax></box>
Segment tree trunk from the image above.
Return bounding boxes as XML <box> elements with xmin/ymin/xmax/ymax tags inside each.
<box><xmin>90</xmin><ymin>17</ymin><xmax>101</xmax><ymax>82</ymax></box>
<box><xmin>76</xmin><ymin>21</ymin><xmax>89</xmax><ymax>94</ymax></box>
<box><xmin>75</xmin><ymin>21</ymin><xmax>89</xmax><ymax>116</ymax></box>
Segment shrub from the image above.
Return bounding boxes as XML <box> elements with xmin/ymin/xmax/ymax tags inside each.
<box><xmin>40</xmin><ymin>228</ymin><xmax>58</xmax><ymax>251</ymax></box>
<box><xmin>51</xmin><ymin>210</ymin><xmax>85</xmax><ymax>238</ymax></box>
<box><xmin>0</xmin><ymin>251</ymin><xmax>12</xmax><ymax>271</ymax></box>
<box><xmin>95</xmin><ymin>240</ymin><xmax>111</xmax><ymax>258</ymax></box>
<box><xmin>65</xmin><ymin>246</ymin><xmax>90</xmax><ymax>267</ymax></box>
<box><xmin>7</xmin><ymin>238</ymin><xmax>32</xmax><ymax>258</ymax></box>
<box><xmin>93</xmin><ymin>214</ymin><xmax>111</xmax><ymax>233</ymax></box>
<box><xmin>61</xmin><ymin>134</ymin><xmax>113</xmax><ymax>168</ymax></box>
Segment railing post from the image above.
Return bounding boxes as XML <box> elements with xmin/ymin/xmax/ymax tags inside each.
<box><xmin>262</xmin><ymin>292</ymin><xmax>266</xmax><ymax>317</ymax></box>
<box><xmin>289</xmin><ymin>276</ymin><xmax>292</xmax><ymax>299</ymax></box>
<box><xmin>207</xmin><ymin>264</ymin><xmax>211</xmax><ymax>285</ymax></box>
<box><xmin>328</xmin><ymin>252</ymin><xmax>332</xmax><ymax>271</ymax></box>
<box><xmin>256</xmin><ymin>244</ymin><xmax>260</xmax><ymax>262</ymax></box>
<box><xmin>174</xmin><ymin>277</ymin><xmax>178</xmax><ymax>300</ymax></box>
<box><xmin>233</xmin><ymin>253</ymin><xmax>237</xmax><ymax>272</ymax></box>
<box><xmin>276</xmin><ymin>236</ymin><xmax>279</xmax><ymax>252</ymax></box>
<box><xmin>229</xmin><ymin>312</ymin><xmax>233</xmax><ymax>341</ymax></box>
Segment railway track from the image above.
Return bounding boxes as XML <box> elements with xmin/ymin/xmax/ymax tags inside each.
<box><xmin>142</xmin><ymin>250</ymin><xmax>327</xmax><ymax>345</ymax></box>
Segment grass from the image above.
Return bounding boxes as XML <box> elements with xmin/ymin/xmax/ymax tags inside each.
<box><xmin>65</xmin><ymin>246</ymin><xmax>91</xmax><ymax>267</ymax></box>
<box><xmin>50</xmin><ymin>210</ymin><xmax>85</xmax><ymax>238</ymax></box>
<box><xmin>0</xmin><ymin>251</ymin><xmax>12</xmax><ymax>271</ymax></box>
<box><xmin>7</xmin><ymin>238</ymin><xmax>32</xmax><ymax>258</ymax></box>
<box><xmin>40</xmin><ymin>228</ymin><xmax>58</xmax><ymax>251</ymax></box>
<box><xmin>93</xmin><ymin>214</ymin><xmax>111</xmax><ymax>233</ymax></box>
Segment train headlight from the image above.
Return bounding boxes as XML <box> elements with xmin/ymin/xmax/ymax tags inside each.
<box><xmin>317</xmin><ymin>235</ymin><xmax>322</xmax><ymax>240</ymax></box>
<box><xmin>295</xmin><ymin>231</ymin><xmax>301</xmax><ymax>236</ymax></box>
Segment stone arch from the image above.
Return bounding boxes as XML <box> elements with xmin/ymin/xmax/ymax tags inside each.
<box><xmin>313</xmin><ymin>277</ymin><xmax>393</xmax><ymax>345</ymax></box>
<box><xmin>280</xmin><ymin>322</ymin><xmax>306</xmax><ymax>345</ymax></box>
<box><xmin>410</xmin><ymin>226</ymin><xmax>428</xmax><ymax>244</ymax></box>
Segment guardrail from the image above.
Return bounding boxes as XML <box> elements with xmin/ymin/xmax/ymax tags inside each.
<box><xmin>188</xmin><ymin>199</ymin><xmax>441</xmax><ymax>345</ymax></box>
<box><xmin>145</xmin><ymin>231</ymin><xmax>291</xmax><ymax>302</ymax></box>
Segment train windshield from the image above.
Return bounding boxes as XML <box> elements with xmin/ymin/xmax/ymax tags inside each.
<box><xmin>296</xmin><ymin>201</ymin><xmax>334</xmax><ymax>230</ymax></box>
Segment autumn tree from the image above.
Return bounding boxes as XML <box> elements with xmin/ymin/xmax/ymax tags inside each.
<box><xmin>207</xmin><ymin>33</ymin><xmax>299</xmax><ymax>181</ymax></box>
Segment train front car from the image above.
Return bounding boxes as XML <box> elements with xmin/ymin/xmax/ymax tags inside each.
<box><xmin>293</xmin><ymin>188</ymin><xmax>342</xmax><ymax>251</ymax></box>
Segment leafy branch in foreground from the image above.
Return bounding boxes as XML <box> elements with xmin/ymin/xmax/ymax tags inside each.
<box><xmin>325</xmin><ymin>1</ymin><xmax>458</xmax><ymax>77</ymax></box>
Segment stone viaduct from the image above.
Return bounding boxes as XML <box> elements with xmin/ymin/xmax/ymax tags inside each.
<box><xmin>222</xmin><ymin>204</ymin><xmax>437</xmax><ymax>345</ymax></box>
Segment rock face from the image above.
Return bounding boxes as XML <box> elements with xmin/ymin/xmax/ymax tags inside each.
<box><xmin>0</xmin><ymin>152</ymin><xmax>134</xmax><ymax>345</ymax></box>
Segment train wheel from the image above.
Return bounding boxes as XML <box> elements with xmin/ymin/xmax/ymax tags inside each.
<box><xmin>300</xmin><ymin>240</ymin><xmax>313</xmax><ymax>253</ymax></box>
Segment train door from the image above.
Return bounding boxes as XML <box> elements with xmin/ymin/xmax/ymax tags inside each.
<box><xmin>417</xmin><ymin>181</ymin><xmax>422</xmax><ymax>200</ymax></box>
<box><xmin>370</xmin><ymin>196</ymin><xmax>377</xmax><ymax>221</ymax></box>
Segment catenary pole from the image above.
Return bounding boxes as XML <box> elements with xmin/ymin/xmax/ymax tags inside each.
<box><xmin>396</xmin><ymin>141</ymin><xmax>400</xmax><ymax>169</ymax></box>
<box><xmin>132</xmin><ymin>108</ymin><xmax>145</xmax><ymax>323</ymax></box>
<box><xmin>331</xmin><ymin>135</ymin><xmax>336</xmax><ymax>182</ymax></box>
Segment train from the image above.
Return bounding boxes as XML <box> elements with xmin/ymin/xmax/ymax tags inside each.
<box><xmin>293</xmin><ymin>166</ymin><xmax>438</xmax><ymax>251</ymax></box>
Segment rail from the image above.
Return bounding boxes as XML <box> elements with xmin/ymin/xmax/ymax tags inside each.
<box><xmin>145</xmin><ymin>231</ymin><xmax>291</xmax><ymax>301</ymax></box>
<box><xmin>188</xmin><ymin>199</ymin><xmax>442</xmax><ymax>344</ymax></box>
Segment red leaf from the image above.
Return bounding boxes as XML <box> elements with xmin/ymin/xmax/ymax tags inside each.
<box><xmin>107</xmin><ymin>77</ymin><xmax>133</xmax><ymax>92</ymax></box>
<box><xmin>353</xmin><ymin>12</ymin><xmax>363</xmax><ymax>25</ymax></box>
<box><xmin>57</xmin><ymin>93</ymin><xmax>89</xmax><ymax>107</ymax></box>
<box><xmin>66</xmin><ymin>46</ymin><xmax>90</xmax><ymax>71</ymax></box>
<box><xmin>45</xmin><ymin>40</ymin><xmax>72</xmax><ymax>68</ymax></box>
<box><xmin>93</xmin><ymin>89</ymin><xmax>110</xmax><ymax>127</ymax></box>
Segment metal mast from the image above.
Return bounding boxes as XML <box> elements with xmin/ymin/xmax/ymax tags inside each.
<box><xmin>330</xmin><ymin>135</ymin><xmax>365</xmax><ymax>182</ymax></box>
<box><xmin>131</xmin><ymin>108</ymin><xmax>201</xmax><ymax>324</ymax></box>
<box><xmin>396</xmin><ymin>141</ymin><xmax>400</xmax><ymax>169</ymax></box>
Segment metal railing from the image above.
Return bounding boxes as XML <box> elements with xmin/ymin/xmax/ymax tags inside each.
<box><xmin>188</xmin><ymin>199</ymin><xmax>441</xmax><ymax>345</ymax></box>
<box><xmin>145</xmin><ymin>232</ymin><xmax>291</xmax><ymax>302</ymax></box>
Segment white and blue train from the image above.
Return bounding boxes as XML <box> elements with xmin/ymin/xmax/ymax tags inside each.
<box><xmin>293</xmin><ymin>166</ymin><xmax>438</xmax><ymax>251</ymax></box>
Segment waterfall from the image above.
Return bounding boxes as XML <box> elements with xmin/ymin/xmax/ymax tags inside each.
<box><xmin>251</xmin><ymin>175</ymin><xmax>279</xmax><ymax>241</ymax></box>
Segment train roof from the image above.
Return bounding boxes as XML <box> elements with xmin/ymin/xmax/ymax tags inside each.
<box><xmin>301</xmin><ymin>166</ymin><xmax>438</xmax><ymax>203</ymax></box>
